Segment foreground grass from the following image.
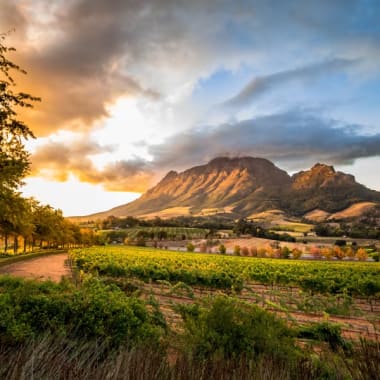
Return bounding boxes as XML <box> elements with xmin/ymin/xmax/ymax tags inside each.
<box><xmin>2</xmin><ymin>336</ymin><xmax>379</xmax><ymax>380</ymax></box>
<box><xmin>0</xmin><ymin>274</ymin><xmax>379</xmax><ymax>379</ymax></box>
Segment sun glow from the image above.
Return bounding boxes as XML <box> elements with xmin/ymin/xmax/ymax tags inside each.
<box><xmin>21</xmin><ymin>176</ymin><xmax>140</xmax><ymax>217</ymax></box>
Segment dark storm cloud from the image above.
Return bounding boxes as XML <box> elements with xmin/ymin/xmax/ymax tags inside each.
<box><xmin>149</xmin><ymin>110</ymin><xmax>380</xmax><ymax>171</ymax></box>
<box><xmin>222</xmin><ymin>59</ymin><xmax>356</xmax><ymax>109</ymax></box>
<box><xmin>31</xmin><ymin>141</ymin><xmax>152</xmax><ymax>192</ymax></box>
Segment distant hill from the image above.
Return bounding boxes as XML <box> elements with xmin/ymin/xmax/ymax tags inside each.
<box><xmin>74</xmin><ymin>157</ymin><xmax>380</xmax><ymax>221</ymax></box>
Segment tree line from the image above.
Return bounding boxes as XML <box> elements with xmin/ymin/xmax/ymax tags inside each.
<box><xmin>0</xmin><ymin>33</ymin><xmax>92</xmax><ymax>254</ymax></box>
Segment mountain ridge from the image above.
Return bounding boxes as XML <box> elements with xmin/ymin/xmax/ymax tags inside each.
<box><xmin>73</xmin><ymin>157</ymin><xmax>380</xmax><ymax>220</ymax></box>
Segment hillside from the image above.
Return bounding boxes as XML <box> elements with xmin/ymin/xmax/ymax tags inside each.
<box><xmin>75</xmin><ymin>157</ymin><xmax>380</xmax><ymax>221</ymax></box>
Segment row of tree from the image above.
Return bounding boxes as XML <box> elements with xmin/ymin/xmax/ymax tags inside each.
<box><xmin>0</xmin><ymin>195</ymin><xmax>94</xmax><ymax>254</ymax></box>
<box><xmin>0</xmin><ymin>34</ymin><xmax>93</xmax><ymax>253</ymax></box>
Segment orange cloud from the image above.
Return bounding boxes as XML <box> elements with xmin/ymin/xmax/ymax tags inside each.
<box><xmin>30</xmin><ymin>140</ymin><xmax>154</xmax><ymax>192</ymax></box>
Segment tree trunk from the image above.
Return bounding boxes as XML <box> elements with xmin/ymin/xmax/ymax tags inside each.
<box><xmin>13</xmin><ymin>235</ymin><xmax>18</xmax><ymax>254</ymax></box>
<box><xmin>4</xmin><ymin>234</ymin><xmax>8</xmax><ymax>254</ymax></box>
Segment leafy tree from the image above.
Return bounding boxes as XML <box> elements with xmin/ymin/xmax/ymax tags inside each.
<box><xmin>0</xmin><ymin>33</ymin><xmax>39</xmax><ymax>192</ymax></box>
<box><xmin>356</xmin><ymin>248</ymin><xmax>368</xmax><ymax>261</ymax></box>
<box><xmin>218</xmin><ymin>244</ymin><xmax>226</xmax><ymax>254</ymax></box>
<box><xmin>333</xmin><ymin>245</ymin><xmax>345</xmax><ymax>260</ymax></box>
<box><xmin>291</xmin><ymin>248</ymin><xmax>302</xmax><ymax>259</ymax></box>
<box><xmin>280</xmin><ymin>246</ymin><xmax>290</xmax><ymax>259</ymax></box>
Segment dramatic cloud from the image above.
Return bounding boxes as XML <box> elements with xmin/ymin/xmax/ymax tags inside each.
<box><xmin>2</xmin><ymin>0</ymin><xmax>380</xmax><ymax>208</ymax></box>
<box><xmin>31</xmin><ymin>140</ymin><xmax>153</xmax><ymax>192</ymax></box>
<box><xmin>221</xmin><ymin>59</ymin><xmax>356</xmax><ymax>109</ymax></box>
<box><xmin>3</xmin><ymin>0</ymin><xmax>379</xmax><ymax>136</ymax></box>
<box><xmin>149</xmin><ymin>110</ymin><xmax>380</xmax><ymax>171</ymax></box>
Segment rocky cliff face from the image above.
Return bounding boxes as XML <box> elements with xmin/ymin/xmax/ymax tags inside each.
<box><xmin>79</xmin><ymin>157</ymin><xmax>380</xmax><ymax>219</ymax></box>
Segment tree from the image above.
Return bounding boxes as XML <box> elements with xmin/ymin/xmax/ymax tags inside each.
<box><xmin>0</xmin><ymin>33</ymin><xmax>39</xmax><ymax>192</ymax></box>
<box><xmin>291</xmin><ymin>248</ymin><xmax>302</xmax><ymax>259</ymax></box>
<box><xmin>333</xmin><ymin>245</ymin><xmax>345</xmax><ymax>260</ymax></box>
<box><xmin>356</xmin><ymin>248</ymin><xmax>368</xmax><ymax>261</ymax></box>
<box><xmin>218</xmin><ymin>244</ymin><xmax>226</xmax><ymax>254</ymax></box>
<box><xmin>280</xmin><ymin>246</ymin><xmax>290</xmax><ymax>259</ymax></box>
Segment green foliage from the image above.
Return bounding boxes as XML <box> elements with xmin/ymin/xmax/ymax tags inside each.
<box><xmin>297</xmin><ymin>322</ymin><xmax>351</xmax><ymax>352</ymax></box>
<box><xmin>233</xmin><ymin>218</ymin><xmax>296</xmax><ymax>242</ymax></box>
<box><xmin>71</xmin><ymin>246</ymin><xmax>380</xmax><ymax>297</ymax></box>
<box><xmin>177</xmin><ymin>296</ymin><xmax>296</xmax><ymax>360</ymax></box>
<box><xmin>186</xmin><ymin>242</ymin><xmax>195</xmax><ymax>252</ymax></box>
<box><xmin>218</xmin><ymin>244</ymin><xmax>226</xmax><ymax>254</ymax></box>
<box><xmin>0</xmin><ymin>275</ymin><xmax>164</xmax><ymax>347</ymax></box>
<box><xmin>0</xmin><ymin>33</ymin><xmax>39</xmax><ymax>192</ymax></box>
<box><xmin>280</xmin><ymin>246</ymin><xmax>290</xmax><ymax>259</ymax></box>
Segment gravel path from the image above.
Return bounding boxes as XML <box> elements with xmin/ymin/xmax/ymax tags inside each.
<box><xmin>0</xmin><ymin>253</ymin><xmax>70</xmax><ymax>282</ymax></box>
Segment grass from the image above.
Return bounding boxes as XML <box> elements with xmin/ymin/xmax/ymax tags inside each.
<box><xmin>274</xmin><ymin>222</ymin><xmax>313</xmax><ymax>233</ymax></box>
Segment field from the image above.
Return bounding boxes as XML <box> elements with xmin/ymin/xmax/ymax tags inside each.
<box><xmin>1</xmin><ymin>247</ymin><xmax>380</xmax><ymax>378</ymax></box>
<box><xmin>101</xmin><ymin>226</ymin><xmax>208</xmax><ymax>241</ymax></box>
<box><xmin>70</xmin><ymin>246</ymin><xmax>380</xmax><ymax>341</ymax></box>
<box><xmin>71</xmin><ymin>246</ymin><xmax>380</xmax><ymax>296</ymax></box>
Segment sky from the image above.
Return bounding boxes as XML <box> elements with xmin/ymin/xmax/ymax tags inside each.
<box><xmin>1</xmin><ymin>0</ymin><xmax>379</xmax><ymax>216</ymax></box>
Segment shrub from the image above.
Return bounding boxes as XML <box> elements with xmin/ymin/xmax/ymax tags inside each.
<box><xmin>321</xmin><ymin>247</ymin><xmax>333</xmax><ymax>260</ymax></box>
<box><xmin>218</xmin><ymin>244</ymin><xmax>226</xmax><ymax>254</ymax></box>
<box><xmin>356</xmin><ymin>248</ymin><xmax>368</xmax><ymax>261</ymax></box>
<box><xmin>280</xmin><ymin>246</ymin><xmax>290</xmax><ymax>259</ymax></box>
<box><xmin>292</xmin><ymin>248</ymin><xmax>302</xmax><ymax>259</ymax></box>
<box><xmin>186</xmin><ymin>243</ymin><xmax>195</xmax><ymax>252</ymax></box>
<box><xmin>344</xmin><ymin>246</ymin><xmax>355</xmax><ymax>259</ymax></box>
<box><xmin>310</xmin><ymin>246</ymin><xmax>321</xmax><ymax>259</ymax></box>
<box><xmin>0</xmin><ymin>276</ymin><xmax>164</xmax><ymax>347</ymax></box>
<box><xmin>233</xmin><ymin>245</ymin><xmax>241</xmax><ymax>256</ymax></box>
<box><xmin>177</xmin><ymin>296</ymin><xmax>297</xmax><ymax>360</ymax></box>
<box><xmin>297</xmin><ymin>322</ymin><xmax>350</xmax><ymax>352</ymax></box>
<box><xmin>333</xmin><ymin>246</ymin><xmax>345</xmax><ymax>260</ymax></box>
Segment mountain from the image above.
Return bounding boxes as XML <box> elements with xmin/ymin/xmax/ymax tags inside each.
<box><xmin>77</xmin><ymin>157</ymin><xmax>380</xmax><ymax>220</ymax></box>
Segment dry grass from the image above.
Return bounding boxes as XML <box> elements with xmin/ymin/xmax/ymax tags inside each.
<box><xmin>139</xmin><ymin>207</ymin><xmax>192</xmax><ymax>219</ymax></box>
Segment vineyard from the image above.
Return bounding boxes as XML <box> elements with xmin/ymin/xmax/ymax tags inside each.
<box><xmin>70</xmin><ymin>246</ymin><xmax>380</xmax><ymax>344</ymax></box>
<box><xmin>70</xmin><ymin>246</ymin><xmax>380</xmax><ymax>297</ymax></box>
<box><xmin>101</xmin><ymin>227</ymin><xmax>208</xmax><ymax>240</ymax></box>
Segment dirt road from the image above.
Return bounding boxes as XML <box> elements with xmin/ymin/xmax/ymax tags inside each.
<box><xmin>0</xmin><ymin>253</ymin><xmax>70</xmax><ymax>282</ymax></box>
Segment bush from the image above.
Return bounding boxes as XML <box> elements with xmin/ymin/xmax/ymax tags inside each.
<box><xmin>0</xmin><ymin>276</ymin><xmax>164</xmax><ymax>347</ymax></box>
<box><xmin>280</xmin><ymin>246</ymin><xmax>290</xmax><ymax>259</ymax></box>
<box><xmin>297</xmin><ymin>322</ymin><xmax>350</xmax><ymax>352</ymax></box>
<box><xmin>177</xmin><ymin>296</ymin><xmax>297</xmax><ymax>360</ymax></box>
<box><xmin>292</xmin><ymin>248</ymin><xmax>302</xmax><ymax>259</ymax></box>
<box><xmin>218</xmin><ymin>244</ymin><xmax>226</xmax><ymax>254</ymax></box>
<box><xmin>233</xmin><ymin>245</ymin><xmax>240</xmax><ymax>256</ymax></box>
<box><xmin>186</xmin><ymin>243</ymin><xmax>195</xmax><ymax>252</ymax></box>
<box><xmin>356</xmin><ymin>248</ymin><xmax>368</xmax><ymax>261</ymax></box>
